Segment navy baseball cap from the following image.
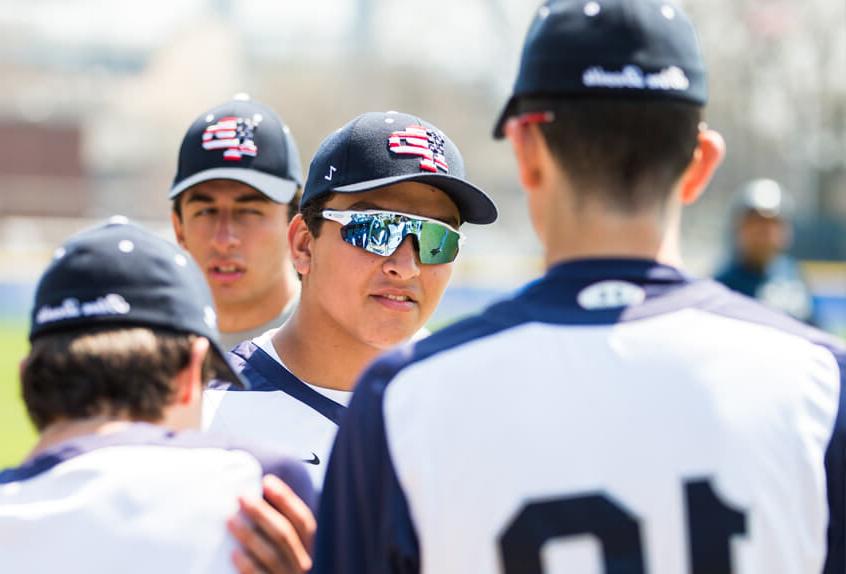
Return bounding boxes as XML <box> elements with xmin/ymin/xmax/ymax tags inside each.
<box><xmin>494</xmin><ymin>0</ymin><xmax>707</xmax><ymax>138</ymax></box>
<box><xmin>302</xmin><ymin>111</ymin><xmax>498</xmax><ymax>225</ymax></box>
<box><xmin>170</xmin><ymin>94</ymin><xmax>303</xmax><ymax>203</ymax></box>
<box><xmin>30</xmin><ymin>217</ymin><xmax>248</xmax><ymax>389</ymax></box>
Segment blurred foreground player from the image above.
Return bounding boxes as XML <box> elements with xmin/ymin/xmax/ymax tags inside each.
<box><xmin>171</xmin><ymin>95</ymin><xmax>303</xmax><ymax>349</ymax></box>
<box><xmin>0</xmin><ymin>220</ymin><xmax>314</xmax><ymax>574</ymax></box>
<box><xmin>715</xmin><ymin>178</ymin><xmax>815</xmax><ymax>322</ymax></box>
<box><xmin>312</xmin><ymin>1</ymin><xmax>846</xmax><ymax>572</ymax></box>
<box><xmin>204</xmin><ymin>111</ymin><xmax>497</xmax><ymax>488</ymax></box>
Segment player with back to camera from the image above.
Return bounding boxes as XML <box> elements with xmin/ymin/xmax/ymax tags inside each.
<box><xmin>312</xmin><ymin>1</ymin><xmax>846</xmax><ymax>572</ymax></box>
<box><xmin>0</xmin><ymin>219</ymin><xmax>314</xmax><ymax>574</ymax></box>
<box><xmin>203</xmin><ymin>111</ymin><xmax>498</xmax><ymax>489</ymax></box>
<box><xmin>170</xmin><ymin>94</ymin><xmax>303</xmax><ymax>350</ymax></box>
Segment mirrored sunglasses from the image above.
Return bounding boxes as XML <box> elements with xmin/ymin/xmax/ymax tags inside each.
<box><xmin>321</xmin><ymin>209</ymin><xmax>465</xmax><ymax>265</ymax></box>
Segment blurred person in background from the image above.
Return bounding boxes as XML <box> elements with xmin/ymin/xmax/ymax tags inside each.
<box><xmin>715</xmin><ymin>178</ymin><xmax>816</xmax><ymax>323</ymax></box>
<box><xmin>0</xmin><ymin>220</ymin><xmax>314</xmax><ymax>574</ymax></box>
<box><xmin>170</xmin><ymin>95</ymin><xmax>303</xmax><ymax>349</ymax></box>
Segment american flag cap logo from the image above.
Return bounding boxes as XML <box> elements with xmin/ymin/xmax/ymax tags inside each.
<box><xmin>202</xmin><ymin>116</ymin><xmax>260</xmax><ymax>161</ymax></box>
<box><xmin>388</xmin><ymin>125</ymin><xmax>449</xmax><ymax>173</ymax></box>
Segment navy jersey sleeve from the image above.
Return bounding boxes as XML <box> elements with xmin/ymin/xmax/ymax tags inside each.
<box><xmin>311</xmin><ymin>352</ymin><xmax>419</xmax><ymax>574</ymax></box>
<box><xmin>213</xmin><ymin>435</ymin><xmax>316</xmax><ymax>513</ymax></box>
<box><xmin>254</xmin><ymin>452</ymin><xmax>317</xmax><ymax>514</ymax></box>
<box><xmin>824</xmin><ymin>349</ymin><xmax>846</xmax><ymax>573</ymax></box>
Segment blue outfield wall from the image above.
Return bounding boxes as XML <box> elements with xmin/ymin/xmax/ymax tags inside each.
<box><xmin>0</xmin><ymin>282</ymin><xmax>512</xmax><ymax>331</ymax></box>
<box><xmin>816</xmin><ymin>295</ymin><xmax>846</xmax><ymax>338</ymax></box>
<box><xmin>0</xmin><ymin>283</ymin><xmax>35</xmax><ymax>323</ymax></box>
<box><xmin>1</xmin><ymin>282</ymin><xmax>844</xmax><ymax>338</ymax></box>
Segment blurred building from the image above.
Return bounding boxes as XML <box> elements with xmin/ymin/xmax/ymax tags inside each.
<box><xmin>0</xmin><ymin>121</ymin><xmax>86</xmax><ymax>216</ymax></box>
<box><xmin>0</xmin><ymin>0</ymin><xmax>843</xmax><ymax>325</ymax></box>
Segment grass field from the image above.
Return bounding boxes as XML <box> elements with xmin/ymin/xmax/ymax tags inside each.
<box><xmin>0</xmin><ymin>321</ymin><xmax>36</xmax><ymax>468</ymax></box>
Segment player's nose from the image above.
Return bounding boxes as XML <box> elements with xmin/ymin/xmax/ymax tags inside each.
<box><xmin>211</xmin><ymin>212</ymin><xmax>240</xmax><ymax>251</ymax></box>
<box><xmin>383</xmin><ymin>236</ymin><xmax>420</xmax><ymax>280</ymax></box>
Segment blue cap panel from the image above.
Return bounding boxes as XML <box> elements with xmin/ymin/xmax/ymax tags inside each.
<box><xmin>302</xmin><ymin>111</ymin><xmax>498</xmax><ymax>225</ymax></box>
<box><xmin>30</xmin><ymin>219</ymin><xmax>248</xmax><ymax>388</ymax></box>
<box><xmin>494</xmin><ymin>0</ymin><xmax>707</xmax><ymax>137</ymax></box>
<box><xmin>171</xmin><ymin>97</ymin><xmax>303</xmax><ymax>203</ymax></box>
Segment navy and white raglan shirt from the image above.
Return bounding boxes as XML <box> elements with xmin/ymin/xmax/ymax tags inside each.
<box><xmin>312</xmin><ymin>258</ymin><xmax>846</xmax><ymax>574</ymax></box>
<box><xmin>0</xmin><ymin>422</ymin><xmax>314</xmax><ymax>574</ymax></box>
<box><xmin>204</xmin><ymin>329</ymin><xmax>352</xmax><ymax>487</ymax></box>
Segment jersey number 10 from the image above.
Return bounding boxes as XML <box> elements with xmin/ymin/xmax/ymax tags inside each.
<box><xmin>500</xmin><ymin>478</ymin><xmax>747</xmax><ymax>573</ymax></box>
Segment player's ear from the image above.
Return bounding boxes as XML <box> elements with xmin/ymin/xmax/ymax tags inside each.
<box><xmin>678</xmin><ymin>126</ymin><xmax>726</xmax><ymax>206</ymax></box>
<box><xmin>174</xmin><ymin>336</ymin><xmax>209</xmax><ymax>406</ymax></box>
<box><xmin>171</xmin><ymin>209</ymin><xmax>187</xmax><ymax>248</ymax></box>
<box><xmin>18</xmin><ymin>356</ymin><xmax>28</xmax><ymax>382</ymax></box>
<box><xmin>505</xmin><ymin>118</ymin><xmax>547</xmax><ymax>193</ymax></box>
<box><xmin>288</xmin><ymin>213</ymin><xmax>313</xmax><ymax>277</ymax></box>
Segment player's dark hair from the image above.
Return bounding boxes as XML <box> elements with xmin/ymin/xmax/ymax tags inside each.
<box><xmin>517</xmin><ymin>97</ymin><xmax>702</xmax><ymax>212</ymax></box>
<box><xmin>172</xmin><ymin>196</ymin><xmax>183</xmax><ymax>220</ymax></box>
<box><xmin>299</xmin><ymin>192</ymin><xmax>335</xmax><ymax>238</ymax></box>
<box><xmin>171</xmin><ymin>187</ymin><xmax>303</xmax><ymax>223</ymax></box>
<box><xmin>21</xmin><ymin>327</ymin><xmax>214</xmax><ymax>431</ymax></box>
<box><xmin>289</xmin><ymin>192</ymin><xmax>335</xmax><ymax>282</ymax></box>
<box><xmin>287</xmin><ymin>187</ymin><xmax>303</xmax><ymax>224</ymax></box>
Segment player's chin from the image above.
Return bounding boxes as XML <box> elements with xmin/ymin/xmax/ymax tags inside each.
<box><xmin>207</xmin><ymin>273</ymin><xmax>247</xmax><ymax>294</ymax></box>
<box><xmin>210</xmin><ymin>285</ymin><xmax>252</xmax><ymax>307</ymax></box>
<box><xmin>361</xmin><ymin>321</ymin><xmax>422</xmax><ymax>350</ymax></box>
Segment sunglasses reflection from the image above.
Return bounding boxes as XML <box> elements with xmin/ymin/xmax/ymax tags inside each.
<box><xmin>322</xmin><ymin>210</ymin><xmax>463</xmax><ymax>264</ymax></box>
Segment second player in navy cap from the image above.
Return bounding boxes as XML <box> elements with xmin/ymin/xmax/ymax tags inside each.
<box><xmin>170</xmin><ymin>95</ymin><xmax>304</xmax><ymax>349</ymax></box>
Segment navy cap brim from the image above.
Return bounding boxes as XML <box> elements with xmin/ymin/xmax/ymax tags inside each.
<box><xmin>208</xmin><ymin>339</ymin><xmax>250</xmax><ymax>389</ymax></box>
<box><xmin>332</xmin><ymin>173</ymin><xmax>498</xmax><ymax>225</ymax></box>
<box><xmin>169</xmin><ymin>167</ymin><xmax>299</xmax><ymax>204</ymax></box>
<box><xmin>493</xmin><ymin>96</ymin><xmax>519</xmax><ymax>140</ymax></box>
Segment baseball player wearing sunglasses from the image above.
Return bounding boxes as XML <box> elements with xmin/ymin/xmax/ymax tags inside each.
<box><xmin>203</xmin><ymin>111</ymin><xmax>497</xmax><ymax>492</ymax></box>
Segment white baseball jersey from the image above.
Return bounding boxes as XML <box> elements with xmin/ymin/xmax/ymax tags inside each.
<box><xmin>0</xmin><ymin>422</ymin><xmax>313</xmax><ymax>574</ymax></box>
<box><xmin>204</xmin><ymin>331</ymin><xmax>352</xmax><ymax>487</ymax></box>
<box><xmin>313</xmin><ymin>258</ymin><xmax>846</xmax><ymax>574</ymax></box>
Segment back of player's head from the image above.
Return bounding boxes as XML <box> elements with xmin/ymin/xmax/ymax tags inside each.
<box><xmin>518</xmin><ymin>98</ymin><xmax>701</xmax><ymax>211</ymax></box>
<box><xmin>22</xmin><ymin>327</ymin><xmax>214</xmax><ymax>431</ymax></box>
<box><xmin>496</xmin><ymin>0</ymin><xmax>707</xmax><ymax>210</ymax></box>
<box><xmin>23</xmin><ymin>218</ymin><xmax>248</xmax><ymax>429</ymax></box>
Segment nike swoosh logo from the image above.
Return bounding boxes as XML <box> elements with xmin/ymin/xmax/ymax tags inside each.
<box><xmin>303</xmin><ymin>452</ymin><xmax>320</xmax><ymax>466</ymax></box>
